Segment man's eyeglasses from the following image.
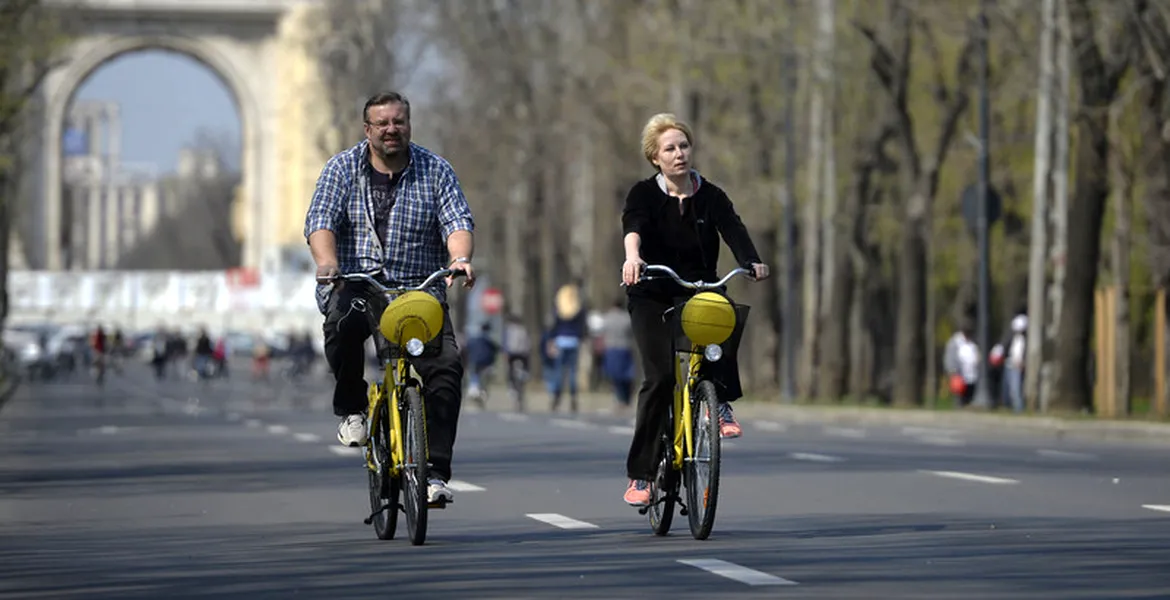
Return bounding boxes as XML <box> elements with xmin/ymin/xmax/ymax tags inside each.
<box><xmin>365</xmin><ymin>120</ymin><xmax>404</xmax><ymax>131</ymax></box>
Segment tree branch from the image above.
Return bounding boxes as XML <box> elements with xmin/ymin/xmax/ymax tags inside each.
<box><xmin>931</xmin><ymin>22</ymin><xmax>979</xmax><ymax>170</ymax></box>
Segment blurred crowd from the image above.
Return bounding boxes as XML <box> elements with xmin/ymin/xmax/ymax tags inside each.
<box><xmin>1</xmin><ymin>321</ymin><xmax>323</xmax><ymax>384</ymax></box>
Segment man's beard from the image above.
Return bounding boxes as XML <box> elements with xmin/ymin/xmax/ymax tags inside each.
<box><xmin>377</xmin><ymin>137</ymin><xmax>405</xmax><ymax>157</ymax></box>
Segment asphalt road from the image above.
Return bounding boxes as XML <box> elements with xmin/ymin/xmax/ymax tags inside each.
<box><xmin>2</xmin><ymin>366</ymin><xmax>1168</xmax><ymax>599</ymax></box>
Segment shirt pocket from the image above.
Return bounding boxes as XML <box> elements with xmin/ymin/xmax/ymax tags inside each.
<box><xmin>387</xmin><ymin>191</ymin><xmax>436</xmax><ymax>247</ymax></box>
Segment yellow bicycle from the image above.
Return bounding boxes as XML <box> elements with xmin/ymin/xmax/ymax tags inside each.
<box><xmin>633</xmin><ymin>264</ymin><xmax>753</xmax><ymax>540</ymax></box>
<box><xmin>330</xmin><ymin>268</ymin><xmax>463</xmax><ymax>545</ymax></box>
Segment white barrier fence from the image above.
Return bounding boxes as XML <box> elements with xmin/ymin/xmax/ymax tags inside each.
<box><xmin>7</xmin><ymin>270</ymin><xmax>323</xmax><ymax>333</ymax></box>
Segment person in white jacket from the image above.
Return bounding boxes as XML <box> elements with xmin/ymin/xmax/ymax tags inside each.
<box><xmin>944</xmin><ymin>323</ymin><xmax>980</xmax><ymax>407</ymax></box>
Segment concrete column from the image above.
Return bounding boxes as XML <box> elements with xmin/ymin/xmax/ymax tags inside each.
<box><xmin>121</xmin><ymin>184</ymin><xmax>137</xmax><ymax>250</ymax></box>
<box><xmin>104</xmin><ymin>183</ymin><xmax>119</xmax><ymax>268</ymax></box>
<box><xmin>107</xmin><ymin>103</ymin><xmax>121</xmax><ymax>176</ymax></box>
<box><xmin>87</xmin><ymin>184</ymin><xmax>103</xmax><ymax>269</ymax></box>
<box><xmin>140</xmin><ymin>180</ymin><xmax>160</xmax><ymax>240</ymax></box>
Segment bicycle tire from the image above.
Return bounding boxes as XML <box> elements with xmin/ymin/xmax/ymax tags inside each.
<box><xmin>648</xmin><ymin>431</ymin><xmax>677</xmax><ymax>536</ymax></box>
<box><xmin>684</xmin><ymin>379</ymin><xmax>721</xmax><ymax>540</ymax></box>
<box><xmin>368</xmin><ymin>401</ymin><xmax>399</xmax><ymax>540</ymax></box>
<box><xmin>402</xmin><ymin>386</ymin><xmax>429</xmax><ymax>546</ymax></box>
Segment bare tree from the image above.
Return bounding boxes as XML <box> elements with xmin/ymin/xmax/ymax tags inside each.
<box><xmin>856</xmin><ymin>1</ymin><xmax>978</xmax><ymax>406</ymax></box>
<box><xmin>798</xmin><ymin>0</ymin><xmax>835</xmax><ymax>399</ymax></box>
<box><xmin>1049</xmin><ymin>0</ymin><xmax>1136</xmax><ymax>413</ymax></box>
<box><xmin>117</xmin><ymin>129</ymin><xmax>241</xmax><ymax>270</ymax></box>
<box><xmin>311</xmin><ymin>0</ymin><xmax>418</xmax><ymax>157</ymax></box>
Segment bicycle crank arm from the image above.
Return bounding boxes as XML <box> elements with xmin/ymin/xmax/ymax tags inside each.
<box><xmin>363</xmin><ymin>503</ymin><xmax>395</xmax><ymax>525</ymax></box>
<box><xmin>636</xmin><ymin>494</ymin><xmax>687</xmax><ymax>515</ymax></box>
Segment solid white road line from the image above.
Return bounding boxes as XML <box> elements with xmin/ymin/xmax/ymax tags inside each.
<box><xmin>447</xmin><ymin>480</ymin><xmax>486</xmax><ymax>492</ymax></box>
<box><xmin>823</xmin><ymin>426</ymin><xmax>866</xmax><ymax>439</ymax></box>
<box><xmin>789</xmin><ymin>452</ymin><xmax>845</xmax><ymax>463</ymax></box>
<box><xmin>328</xmin><ymin>446</ymin><xmax>362</xmax><ymax>457</ymax></box>
<box><xmin>754</xmin><ymin>421</ymin><xmax>787</xmax><ymax>432</ymax></box>
<box><xmin>917</xmin><ymin>435</ymin><xmax>967</xmax><ymax>447</ymax></box>
<box><xmin>267</xmin><ymin>424</ymin><xmax>290</xmax><ymax>435</ymax></box>
<box><xmin>1037</xmin><ymin>449</ymin><xmax>1096</xmax><ymax>460</ymax></box>
<box><xmin>551</xmin><ymin>418</ymin><xmax>595</xmax><ymax>430</ymax></box>
<box><xmin>498</xmin><ymin>413</ymin><xmax>530</xmax><ymax>423</ymax></box>
<box><xmin>293</xmin><ymin>432</ymin><xmax>321</xmax><ymax>443</ymax></box>
<box><xmin>901</xmin><ymin>426</ymin><xmax>959</xmax><ymax>437</ymax></box>
<box><xmin>525</xmin><ymin>513</ymin><xmax>599</xmax><ymax>530</ymax></box>
<box><xmin>608</xmin><ymin>425</ymin><xmax>636</xmax><ymax>435</ymax></box>
<box><xmin>1141</xmin><ymin>504</ymin><xmax>1170</xmax><ymax>513</ymax></box>
<box><xmin>921</xmin><ymin>470</ymin><xmax>1019</xmax><ymax>485</ymax></box>
<box><xmin>677</xmin><ymin>559</ymin><xmax>798</xmax><ymax>586</ymax></box>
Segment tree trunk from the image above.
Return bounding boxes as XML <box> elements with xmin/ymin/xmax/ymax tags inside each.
<box><xmin>1025</xmin><ymin>0</ymin><xmax>1057</xmax><ymax>410</ymax></box>
<box><xmin>1040</xmin><ymin>0</ymin><xmax>1073</xmax><ymax>411</ymax></box>
<box><xmin>892</xmin><ymin>200</ymin><xmax>928</xmax><ymax>406</ymax></box>
<box><xmin>1109</xmin><ymin>107</ymin><xmax>1132</xmax><ymax>415</ymax></box>
<box><xmin>798</xmin><ymin>0</ymin><xmax>834</xmax><ymax>399</ymax></box>
<box><xmin>1050</xmin><ymin>0</ymin><xmax>1127</xmax><ymax>413</ymax></box>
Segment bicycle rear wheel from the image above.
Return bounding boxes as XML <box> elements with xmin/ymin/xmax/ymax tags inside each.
<box><xmin>648</xmin><ymin>431</ymin><xmax>678</xmax><ymax>536</ymax></box>
<box><xmin>401</xmin><ymin>386</ymin><xmax>429</xmax><ymax>546</ymax></box>
<box><xmin>684</xmin><ymin>379</ymin><xmax>721</xmax><ymax>540</ymax></box>
<box><xmin>368</xmin><ymin>401</ymin><xmax>399</xmax><ymax>540</ymax></box>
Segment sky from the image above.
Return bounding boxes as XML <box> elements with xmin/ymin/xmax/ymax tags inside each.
<box><xmin>73</xmin><ymin>50</ymin><xmax>241</xmax><ymax>174</ymax></box>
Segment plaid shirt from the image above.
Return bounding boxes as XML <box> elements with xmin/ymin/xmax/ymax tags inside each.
<box><xmin>304</xmin><ymin>140</ymin><xmax>474</xmax><ymax>313</ymax></box>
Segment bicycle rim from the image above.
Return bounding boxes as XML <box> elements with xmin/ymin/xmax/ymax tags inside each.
<box><xmin>402</xmin><ymin>386</ymin><xmax>429</xmax><ymax>545</ymax></box>
<box><xmin>648</xmin><ymin>434</ymin><xmax>677</xmax><ymax>536</ymax></box>
<box><xmin>368</xmin><ymin>402</ymin><xmax>399</xmax><ymax>540</ymax></box>
<box><xmin>685</xmin><ymin>380</ymin><xmax>721</xmax><ymax>540</ymax></box>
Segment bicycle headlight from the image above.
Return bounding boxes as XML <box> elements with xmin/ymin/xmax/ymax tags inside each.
<box><xmin>704</xmin><ymin>343</ymin><xmax>723</xmax><ymax>362</ymax></box>
<box><xmin>405</xmin><ymin>338</ymin><xmax>425</xmax><ymax>357</ymax></box>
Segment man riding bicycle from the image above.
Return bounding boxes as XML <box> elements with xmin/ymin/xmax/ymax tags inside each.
<box><xmin>304</xmin><ymin>91</ymin><xmax>476</xmax><ymax>506</ymax></box>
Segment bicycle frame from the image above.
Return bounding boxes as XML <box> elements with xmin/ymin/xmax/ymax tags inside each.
<box><xmin>671</xmin><ymin>348</ymin><xmax>704</xmax><ymax>471</ymax></box>
<box><xmin>325</xmin><ymin>269</ymin><xmax>461</xmax><ymax>479</ymax></box>
<box><xmin>365</xmin><ymin>355</ymin><xmax>413</xmax><ymax>476</ymax></box>
<box><xmin>630</xmin><ymin>264</ymin><xmax>754</xmax><ymax>473</ymax></box>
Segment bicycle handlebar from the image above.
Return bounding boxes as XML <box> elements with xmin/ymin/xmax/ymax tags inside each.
<box><xmin>629</xmin><ymin>264</ymin><xmax>755</xmax><ymax>290</ymax></box>
<box><xmin>317</xmin><ymin>268</ymin><xmax>466</xmax><ymax>294</ymax></box>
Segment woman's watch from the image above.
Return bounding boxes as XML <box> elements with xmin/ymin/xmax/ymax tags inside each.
<box><xmin>450</xmin><ymin>257</ymin><xmax>471</xmax><ymax>265</ymax></box>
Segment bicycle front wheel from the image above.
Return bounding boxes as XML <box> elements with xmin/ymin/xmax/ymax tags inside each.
<box><xmin>368</xmin><ymin>401</ymin><xmax>399</xmax><ymax>540</ymax></box>
<box><xmin>401</xmin><ymin>386</ymin><xmax>429</xmax><ymax>546</ymax></box>
<box><xmin>684</xmin><ymin>379</ymin><xmax>721</xmax><ymax>540</ymax></box>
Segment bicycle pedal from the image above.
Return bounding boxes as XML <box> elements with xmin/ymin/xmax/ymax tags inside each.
<box><xmin>427</xmin><ymin>500</ymin><xmax>451</xmax><ymax>509</ymax></box>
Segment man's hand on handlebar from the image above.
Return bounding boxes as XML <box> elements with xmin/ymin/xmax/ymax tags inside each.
<box><xmin>749</xmin><ymin>262</ymin><xmax>771</xmax><ymax>281</ymax></box>
<box><xmin>315</xmin><ymin>263</ymin><xmax>340</xmax><ymax>286</ymax></box>
<box><xmin>446</xmin><ymin>259</ymin><xmax>476</xmax><ymax>289</ymax></box>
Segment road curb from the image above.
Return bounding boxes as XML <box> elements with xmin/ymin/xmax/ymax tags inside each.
<box><xmin>730</xmin><ymin>403</ymin><xmax>1170</xmax><ymax>443</ymax></box>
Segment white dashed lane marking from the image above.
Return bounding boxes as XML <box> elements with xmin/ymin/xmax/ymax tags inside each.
<box><xmin>526</xmin><ymin>513</ymin><xmax>599</xmax><ymax>530</ymax></box>
<box><xmin>921</xmin><ymin>470</ymin><xmax>1019</xmax><ymax>485</ymax></box>
<box><xmin>677</xmin><ymin>559</ymin><xmax>798</xmax><ymax>586</ymax></box>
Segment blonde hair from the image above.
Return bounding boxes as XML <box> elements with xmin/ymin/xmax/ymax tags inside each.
<box><xmin>555</xmin><ymin>284</ymin><xmax>581</xmax><ymax>319</ymax></box>
<box><xmin>641</xmin><ymin>113</ymin><xmax>694</xmax><ymax>168</ymax></box>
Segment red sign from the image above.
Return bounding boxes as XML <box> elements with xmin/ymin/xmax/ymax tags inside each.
<box><xmin>225</xmin><ymin>267</ymin><xmax>259</xmax><ymax>288</ymax></box>
<box><xmin>481</xmin><ymin>287</ymin><xmax>504</xmax><ymax>315</ymax></box>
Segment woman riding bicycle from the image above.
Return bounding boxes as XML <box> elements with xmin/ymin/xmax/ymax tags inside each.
<box><xmin>619</xmin><ymin>113</ymin><xmax>770</xmax><ymax>507</ymax></box>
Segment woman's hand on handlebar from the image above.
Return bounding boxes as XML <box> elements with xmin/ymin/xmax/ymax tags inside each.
<box><xmin>622</xmin><ymin>256</ymin><xmax>646</xmax><ymax>286</ymax></box>
<box><xmin>750</xmin><ymin>262</ymin><xmax>771</xmax><ymax>281</ymax></box>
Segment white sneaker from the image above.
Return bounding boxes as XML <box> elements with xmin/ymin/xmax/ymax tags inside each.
<box><xmin>337</xmin><ymin>414</ymin><xmax>367</xmax><ymax>447</ymax></box>
<box><xmin>427</xmin><ymin>478</ymin><xmax>454</xmax><ymax>504</ymax></box>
